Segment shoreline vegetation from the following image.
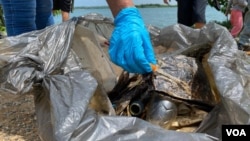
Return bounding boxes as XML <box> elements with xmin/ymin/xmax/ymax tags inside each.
<box><xmin>74</xmin><ymin>4</ymin><xmax>177</xmax><ymax>9</ymax></box>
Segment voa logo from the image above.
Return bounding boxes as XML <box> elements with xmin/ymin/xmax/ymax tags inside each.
<box><xmin>226</xmin><ymin>129</ymin><xmax>247</xmax><ymax>136</ymax></box>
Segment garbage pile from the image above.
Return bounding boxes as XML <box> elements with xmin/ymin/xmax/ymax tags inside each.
<box><xmin>0</xmin><ymin>14</ymin><xmax>250</xmax><ymax>141</ymax></box>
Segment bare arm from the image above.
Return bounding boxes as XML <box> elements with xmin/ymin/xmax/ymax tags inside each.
<box><xmin>106</xmin><ymin>0</ymin><xmax>135</xmax><ymax>17</ymax></box>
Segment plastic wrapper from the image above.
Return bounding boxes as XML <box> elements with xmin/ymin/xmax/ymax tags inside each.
<box><xmin>0</xmin><ymin>13</ymin><xmax>249</xmax><ymax>141</ymax></box>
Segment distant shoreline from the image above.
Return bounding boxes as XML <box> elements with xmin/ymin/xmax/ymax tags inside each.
<box><xmin>74</xmin><ymin>4</ymin><xmax>177</xmax><ymax>9</ymax></box>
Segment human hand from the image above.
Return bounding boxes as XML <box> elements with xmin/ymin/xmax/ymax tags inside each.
<box><xmin>109</xmin><ymin>7</ymin><xmax>157</xmax><ymax>74</ymax></box>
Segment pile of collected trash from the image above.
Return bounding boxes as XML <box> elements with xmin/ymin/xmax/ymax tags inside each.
<box><xmin>0</xmin><ymin>13</ymin><xmax>250</xmax><ymax>141</ymax></box>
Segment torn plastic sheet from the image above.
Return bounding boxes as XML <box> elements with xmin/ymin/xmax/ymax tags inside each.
<box><xmin>0</xmin><ymin>14</ymin><xmax>249</xmax><ymax>141</ymax></box>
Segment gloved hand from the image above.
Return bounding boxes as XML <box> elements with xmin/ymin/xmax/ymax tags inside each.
<box><xmin>109</xmin><ymin>7</ymin><xmax>157</xmax><ymax>74</ymax></box>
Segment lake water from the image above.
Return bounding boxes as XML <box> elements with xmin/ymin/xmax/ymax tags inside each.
<box><xmin>54</xmin><ymin>6</ymin><xmax>228</xmax><ymax>28</ymax></box>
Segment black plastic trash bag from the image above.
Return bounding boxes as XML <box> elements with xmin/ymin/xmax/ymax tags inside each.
<box><xmin>157</xmin><ymin>22</ymin><xmax>250</xmax><ymax>139</ymax></box>
<box><xmin>0</xmin><ymin>14</ymin><xmax>249</xmax><ymax>141</ymax></box>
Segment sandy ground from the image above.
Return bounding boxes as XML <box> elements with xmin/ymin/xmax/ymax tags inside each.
<box><xmin>0</xmin><ymin>94</ymin><xmax>41</xmax><ymax>141</ymax></box>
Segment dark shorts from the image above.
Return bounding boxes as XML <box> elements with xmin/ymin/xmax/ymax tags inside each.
<box><xmin>177</xmin><ymin>0</ymin><xmax>207</xmax><ymax>26</ymax></box>
<box><xmin>53</xmin><ymin>0</ymin><xmax>72</xmax><ymax>12</ymax></box>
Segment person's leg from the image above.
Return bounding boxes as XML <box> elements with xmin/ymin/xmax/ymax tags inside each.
<box><xmin>1</xmin><ymin>0</ymin><xmax>36</xmax><ymax>36</ymax></box>
<box><xmin>192</xmin><ymin>0</ymin><xmax>207</xmax><ymax>29</ymax></box>
<box><xmin>230</xmin><ymin>10</ymin><xmax>243</xmax><ymax>38</ymax></box>
<box><xmin>60</xmin><ymin>0</ymin><xmax>72</xmax><ymax>21</ymax></box>
<box><xmin>238</xmin><ymin>6</ymin><xmax>250</xmax><ymax>50</ymax></box>
<box><xmin>61</xmin><ymin>11</ymin><xmax>70</xmax><ymax>21</ymax></box>
<box><xmin>36</xmin><ymin>0</ymin><xmax>54</xmax><ymax>30</ymax></box>
<box><xmin>177</xmin><ymin>0</ymin><xmax>193</xmax><ymax>27</ymax></box>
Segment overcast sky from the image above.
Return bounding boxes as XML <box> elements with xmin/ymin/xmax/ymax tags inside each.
<box><xmin>74</xmin><ymin>0</ymin><xmax>177</xmax><ymax>7</ymax></box>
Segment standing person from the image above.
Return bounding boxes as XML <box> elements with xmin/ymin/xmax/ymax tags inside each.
<box><xmin>225</xmin><ymin>0</ymin><xmax>248</xmax><ymax>38</ymax></box>
<box><xmin>163</xmin><ymin>0</ymin><xmax>207</xmax><ymax>29</ymax></box>
<box><xmin>0</xmin><ymin>0</ymin><xmax>54</xmax><ymax>36</ymax></box>
<box><xmin>53</xmin><ymin>0</ymin><xmax>73</xmax><ymax>22</ymax></box>
<box><xmin>106</xmin><ymin>0</ymin><xmax>157</xmax><ymax>74</ymax></box>
<box><xmin>237</xmin><ymin>0</ymin><xmax>250</xmax><ymax>51</ymax></box>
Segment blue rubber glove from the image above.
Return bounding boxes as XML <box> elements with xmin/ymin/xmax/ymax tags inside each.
<box><xmin>109</xmin><ymin>7</ymin><xmax>157</xmax><ymax>74</ymax></box>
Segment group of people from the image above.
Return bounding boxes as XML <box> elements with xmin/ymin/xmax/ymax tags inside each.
<box><xmin>0</xmin><ymin>0</ymin><xmax>250</xmax><ymax>75</ymax></box>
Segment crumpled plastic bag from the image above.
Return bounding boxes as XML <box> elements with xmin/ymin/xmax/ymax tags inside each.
<box><xmin>0</xmin><ymin>14</ymin><xmax>249</xmax><ymax>141</ymax></box>
<box><xmin>157</xmin><ymin>22</ymin><xmax>250</xmax><ymax>138</ymax></box>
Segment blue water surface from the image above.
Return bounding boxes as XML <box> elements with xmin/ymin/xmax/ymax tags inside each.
<box><xmin>54</xmin><ymin>6</ymin><xmax>228</xmax><ymax>28</ymax></box>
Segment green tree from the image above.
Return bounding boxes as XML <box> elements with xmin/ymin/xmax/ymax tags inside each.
<box><xmin>207</xmin><ymin>0</ymin><xmax>231</xmax><ymax>29</ymax></box>
<box><xmin>208</xmin><ymin>0</ymin><xmax>228</xmax><ymax>13</ymax></box>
